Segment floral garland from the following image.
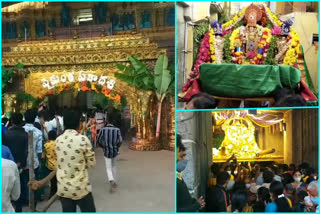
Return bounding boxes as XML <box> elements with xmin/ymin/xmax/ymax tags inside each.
<box><xmin>42</xmin><ymin>81</ymin><xmax>121</xmax><ymax>103</ymax></box>
<box><xmin>191</xmin><ymin>5</ymin><xmax>300</xmax><ymax>71</ymax></box>
<box><xmin>253</xmin><ymin>27</ymin><xmax>272</xmax><ymax>64</ymax></box>
<box><xmin>283</xmin><ymin>29</ymin><xmax>300</xmax><ymax>66</ymax></box>
<box><xmin>264</xmin><ymin>5</ymin><xmax>301</xmax><ymax>66</ymax></box>
<box><xmin>230</xmin><ymin>26</ymin><xmax>271</xmax><ymax>64</ymax></box>
<box><xmin>264</xmin><ymin>6</ymin><xmax>283</xmax><ymax>27</ymax></box>
<box><xmin>192</xmin><ymin>32</ymin><xmax>211</xmax><ymax>76</ymax></box>
<box><xmin>209</xmin><ymin>29</ymin><xmax>217</xmax><ymax>63</ymax></box>
<box><xmin>222</xmin><ymin>7</ymin><xmax>248</xmax><ymax>30</ymax></box>
<box><xmin>229</xmin><ymin>28</ymin><xmax>244</xmax><ymax>64</ymax></box>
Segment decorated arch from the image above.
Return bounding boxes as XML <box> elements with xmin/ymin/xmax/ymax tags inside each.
<box><xmin>2</xmin><ymin>34</ymin><xmax>174</xmax><ymax>151</ymax></box>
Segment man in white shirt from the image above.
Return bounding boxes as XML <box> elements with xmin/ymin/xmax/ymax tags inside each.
<box><xmin>2</xmin><ymin>158</ymin><xmax>20</xmax><ymax>212</ymax></box>
<box><xmin>40</xmin><ymin>110</ymin><xmax>64</xmax><ymax>139</ymax></box>
<box><xmin>95</xmin><ymin>110</ymin><xmax>105</xmax><ymax>134</ymax></box>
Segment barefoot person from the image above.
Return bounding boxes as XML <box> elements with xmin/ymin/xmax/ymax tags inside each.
<box><xmin>97</xmin><ymin>118</ymin><xmax>122</xmax><ymax>193</ymax></box>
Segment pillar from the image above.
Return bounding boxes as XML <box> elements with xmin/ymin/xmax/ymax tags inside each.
<box><xmin>30</xmin><ymin>18</ymin><xmax>36</xmax><ymax>40</ymax></box>
<box><xmin>283</xmin><ymin>110</ymin><xmax>293</xmax><ymax>165</ymax></box>
<box><xmin>151</xmin><ymin>9</ymin><xmax>156</xmax><ymax>29</ymax></box>
<box><xmin>16</xmin><ymin>19</ymin><xmax>22</xmax><ymax>39</ymax></box>
<box><xmin>45</xmin><ymin>17</ymin><xmax>50</xmax><ymax>36</ymax></box>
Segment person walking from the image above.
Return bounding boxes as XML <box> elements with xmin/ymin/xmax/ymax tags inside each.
<box><xmin>56</xmin><ymin>110</ymin><xmax>96</xmax><ymax>212</ymax></box>
<box><xmin>23</xmin><ymin>109</ymin><xmax>43</xmax><ymax>211</ymax></box>
<box><xmin>97</xmin><ymin>118</ymin><xmax>122</xmax><ymax>193</ymax></box>
<box><xmin>87</xmin><ymin>112</ymin><xmax>97</xmax><ymax>148</ymax></box>
<box><xmin>3</xmin><ymin>113</ymin><xmax>28</xmax><ymax>212</ymax></box>
<box><xmin>3</xmin><ymin>113</ymin><xmax>28</xmax><ymax>169</ymax></box>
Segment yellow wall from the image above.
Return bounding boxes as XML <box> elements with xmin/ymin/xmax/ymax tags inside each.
<box><xmin>190</xmin><ymin>2</ymin><xmax>210</xmax><ymax>22</ymax></box>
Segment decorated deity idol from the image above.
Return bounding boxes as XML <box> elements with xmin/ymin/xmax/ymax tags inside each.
<box><xmin>180</xmin><ymin>3</ymin><xmax>317</xmax><ymax>104</ymax></box>
<box><xmin>219</xmin><ymin>117</ymin><xmax>261</xmax><ymax>158</ymax></box>
<box><xmin>211</xmin><ymin>20</ymin><xmax>225</xmax><ymax>63</ymax></box>
<box><xmin>244</xmin><ymin>4</ymin><xmax>263</xmax><ymax>53</ymax></box>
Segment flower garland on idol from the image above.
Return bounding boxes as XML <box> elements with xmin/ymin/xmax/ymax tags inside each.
<box><xmin>283</xmin><ymin>29</ymin><xmax>300</xmax><ymax>66</ymax></box>
<box><xmin>229</xmin><ymin>28</ymin><xmax>244</xmax><ymax>64</ymax></box>
<box><xmin>265</xmin><ymin>5</ymin><xmax>300</xmax><ymax>66</ymax></box>
<box><xmin>222</xmin><ymin>6</ymin><xmax>248</xmax><ymax>30</ymax></box>
<box><xmin>209</xmin><ymin>28</ymin><xmax>217</xmax><ymax>63</ymax></box>
<box><xmin>264</xmin><ymin>6</ymin><xmax>283</xmax><ymax>27</ymax></box>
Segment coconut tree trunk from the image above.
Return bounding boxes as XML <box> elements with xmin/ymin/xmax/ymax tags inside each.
<box><xmin>156</xmin><ymin>100</ymin><xmax>162</xmax><ymax>139</ymax></box>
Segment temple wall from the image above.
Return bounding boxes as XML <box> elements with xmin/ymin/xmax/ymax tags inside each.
<box><xmin>177</xmin><ymin>111</ymin><xmax>213</xmax><ymax>199</ymax></box>
<box><xmin>176</xmin><ymin>3</ymin><xmax>187</xmax><ymax>109</ymax></box>
<box><xmin>291</xmin><ymin>109</ymin><xmax>319</xmax><ymax>169</ymax></box>
<box><xmin>284</xmin><ymin>110</ymin><xmax>293</xmax><ymax>165</ymax></box>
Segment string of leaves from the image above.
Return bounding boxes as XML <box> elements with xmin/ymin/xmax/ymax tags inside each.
<box><xmin>263</xmin><ymin>35</ymin><xmax>277</xmax><ymax>65</ymax></box>
<box><xmin>223</xmin><ymin>33</ymin><xmax>232</xmax><ymax>63</ymax></box>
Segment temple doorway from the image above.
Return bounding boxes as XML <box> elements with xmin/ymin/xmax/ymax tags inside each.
<box><xmin>48</xmin><ymin>91</ymin><xmax>94</xmax><ymax>110</ymax></box>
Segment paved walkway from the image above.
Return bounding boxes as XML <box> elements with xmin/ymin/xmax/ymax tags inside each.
<box><xmin>29</xmin><ymin>142</ymin><xmax>175</xmax><ymax>212</ymax></box>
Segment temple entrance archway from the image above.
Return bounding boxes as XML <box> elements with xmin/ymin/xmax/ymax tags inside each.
<box><xmin>2</xmin><ymin>34</ymin><xmax>174</xmax><ymax>151</ymax></box>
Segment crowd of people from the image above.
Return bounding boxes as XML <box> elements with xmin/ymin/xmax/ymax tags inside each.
<box><xmin>176</xmin><ymin>135</ymin><xmax>318</xmax><ymax>212</ymax></box>
<box><xmin>2</xmin><ymin>105</ymin><xmax>123</xmax><ymax>212</ymax></box>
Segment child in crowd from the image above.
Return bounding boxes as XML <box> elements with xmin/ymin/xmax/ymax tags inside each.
<box><xmin>44</xmin><ymin>130</ymin><xmax>57</xmax><ymax>198</ymax></box>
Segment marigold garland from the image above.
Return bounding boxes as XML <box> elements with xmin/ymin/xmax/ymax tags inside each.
<box><xmin>209</xmin><ymin>29</ymin><xmax>217</xmax><ymax>63</ymax></box>
<box><xmin>222</xmin><ymin>7</ymin><xmax>248</xmax><ymax>29</ymax></box>
<box><xmin>283</xmin><ymin>29</ymin><xmax>300</xmax><ymax>66</ymax></box>
<box><xmin>265</xmin><ymin>6</ymin><xmax>283</xmax><ymax>27</ymax></box>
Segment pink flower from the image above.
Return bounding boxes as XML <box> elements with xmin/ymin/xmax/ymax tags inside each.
<box><xmin>246</xmin><ymin>51</ymin><xmax>256</xmax><ymax>59</ymax></box>
<box><xmin>271</xmin><ymin>26</ymin><xmax>281</xmax><ymax>35</ymax></box>
<box><xmin>223</xmin><ymin>29</ymin><xmax>232</xmax><ymax>35</ymax></box>
<box><xmin>203</xmin><ymin>42</ymin><xmax>209</xmax><ymax>48</ymax></box>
